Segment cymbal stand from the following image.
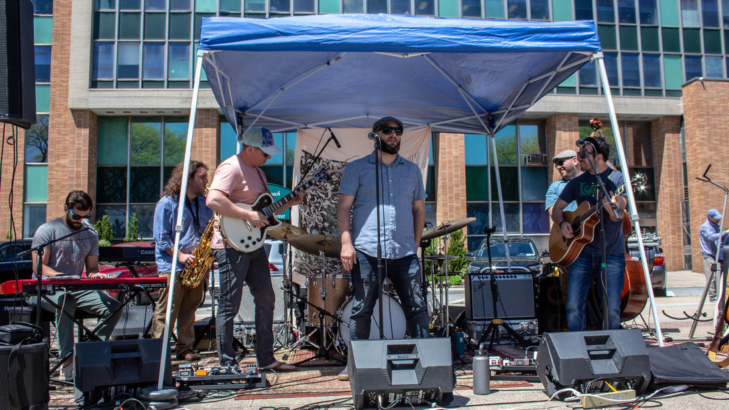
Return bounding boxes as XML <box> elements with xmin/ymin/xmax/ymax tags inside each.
<box><xmin>441</xmin><ymin>233</ymin><xmax>452</xmax><ymax>337</ymax></box>
<box><xmin>275</xmin><ymin>236</ymin><xmax>296</xmax><ymax>348</ymax></box>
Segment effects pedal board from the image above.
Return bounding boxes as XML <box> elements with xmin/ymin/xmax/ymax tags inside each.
<box><xmin>176</xmin><ymin>364</ymin><xmax>269</xmax><ymax>390</ymax></box>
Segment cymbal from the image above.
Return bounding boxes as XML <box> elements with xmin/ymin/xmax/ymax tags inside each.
<box><xmin>422</xmin><ymin>218</ymin><xmax>477</xmax><ymax>241</ymax></box>
<box><xmin>424</xmin><ymin>254</ymin><xmax>460</xmax><ymax>261</ymax></box>
<box><xmin>267</xmin><ymin>222</ymin><xmax>307</xmax><ymax>240</ymax></box>
<box><xmin>289</xmin><ymin>234</ymin><xmax>342</xmax><ymax>258</ymax></box>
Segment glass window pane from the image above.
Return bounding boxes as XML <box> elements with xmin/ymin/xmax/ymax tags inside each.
<box><xmin>25</xmin><ymin>115</ymin><xmax>49</xmax><ymax>163</ymax></box>
<box><xmin>662</xmin><ymin>27</ymin><xmax>681</xmax><ymax>52</ymax></box>
<box><xmin>34</xmin><ymin>46</ymin><xmax>51</xmax><ymax>83</ymax></box>
<box><xmin>579</xmin><ymin>61</ymin><xmax>597</xmax><ymax>86</ymax></box>
<box><xmin>23</xmin><ymin>205</ymin><xmax>46</xmax><ymax>239</ymax></box>
<box><xmin>521</xmin><ymin>167</ymin><xmax>548</xmax><ymax>201</ymax></box>
<box><xmin>196</xmin><ymin>0</ymin><xmax>216</xmax><ymax>11</ymax></box>
<box><xmin>164</xmin><ymin>117</ymin><xmax>188</xmax><ymax>165</ymax></box>
<box><xmin>98</xmin><ymin>117</ymin><xmax>129</xmax><ymax>165</ymax></box>
<box><xmin>519</xmin><ymin>125</ymin><xmax>545</xmax><ymax>156</ymax></box>
<box><xmin>34</xmin><ymin>0</ymin><xmax>53</xmax><ymax>14</ymax></box>
<box><xmin>619</xmin><ymin>25</ymin><xmax>639</xmax><ymax>50</ymax></box>
<box><xmin>270</xmin><ymin>0</ymin><xmax>291</xmax><ymax>12</ymax></box>
<box><xmin>484</xmin><ymin>0</ymin><xmax>504</xmax><ymax>17</ymax></box>
<box><xmin>661</xmin><ymin>0</ymin><xmax>680</xmax><ymax>26</ymax></box>
<box><xmin>143</xmin><ymin>43</ymin><xmax>165</xmax><ymax>79</ymax></box>
<box><xmin>575</xmin><ymin>0</ymin><xmax>593</xmax><ymax>20</ymax></box>
<box><xmin>491</xmin><ymin>203</ymin><xmax>520</xmax><ymax>234</ymax></box>
<box><xmin>93</xmin><ymin>12</ymin><xmax>116</xmax><ymax>40</ymax></box>
<box><xmin>552</xmin><ymin>0</ymin><xmax>573</xmax><ymax>21</ymax></box>
<box><xmin>495</xmin><ymin>126</ymin><xmax>517</xmax><ymax>165</ymax></box>
<box><xmin>425</xmin><ymin>203</ymin><xmax>436</xmax><ymax>229</ymax></box>
<box><xmin>144</xmin><ymin>13</ymin><xmax>166</xmax><ymax>39</ymax></box>
<box><xmin>466</xmin><ymin>167</ymin><xmax>489</xmax><ymax>201</ymax></box>
<box><xmin>391</xmin><ymin>0</ymin><xmax>411</xmax><ymax>14</ymax></box>
<box><xmin>96</xmin><ymin>205</ymin><xmax>127</xmax><ymax>239</ymax></box>
<box><xmin>194</xmin><ymin>13</ymin><xmax>214</xmax><ymax>40</ymax></box>
<box><xmin>131</xmin><ymin>117</ymin><xmax>161</xmax><ymax>165</ymax></box>
<box><xmin>92</xmin><ymin>42</ymin><xmax>114</xmax><ymax>79</ymax></box>
<box><xmin>508</xmin><ymin>0</ymin><xmax>527</xmax><ymax>18</ymax></box>
<box><xmin>664</xmin><ymin>54</ymin><xmax>683</xmax><ymax>89</ymax></box>
<box><xmin>146</xmin><ymin>0</ymin><xmax>166</xmax><ymax>10</ymax></box>
<box><xmin>245</xmin><ymin>0</ymin><xmax>265</xmax><ymax>11</ymax></box>
<box><xmin>320</xmin><ymin>0</ymin><xmax>341</xmax><ymax>13</ymax></box>
<box><xmin>130</xmin><ymin>168</ymin><xmax>161</xmax><ymax>202</ymax></box>
<box><xmin>24</xmin><ymin>165</ymin><xmax>48</xmax><ymax>203</ymax></box>
<box><xmin>168</xmin><ymin>43</ymin><xmax>190</xmax><ymax>79</ymax></box>
<box><xmin>702</xmin><ymin>0</ymin><xmax>720</xmax><ymax>27</ymax></box>
<box><xmin>531</xmin><ymin>0</ymin><xmax>550</xmax><ymax>19</ymax></box>
<box><xmin>95</xmin><ymin>0</ymin><xmax>116</xmax><ymax>10</ymax></box>
<box><xmin>425</xmin><ymin>166</ymin><xmax>435</xmax><ymax>201</ymax></box>
<box><xmin>685</xmin><ymin>55</ymin><xmax>703</xmax><ymax>81</ymax></box>
<box><xmin>119</xmin><ymin>12</ymin><xmax>141</xmax><ymax>40</ymax></box>
<box><xmin>34</xmin><ymin>16</ymin><xmax>53</xmax><ymax>44</ymax></box>
<box><xmin>604</xmin><ymin>52</ymin><xmax>619</xmax><ymax>86</ymax></box>
<box><xmin>598</xmin><ymin>24</ymin><xmax>617</xmax><ymax>50</ymax></box>
<box><xmin>169</xmin><ymin>13</ymin><xmax>191</xmax><ymax>39</ymax></box>
<box><xmin>170</xmin><ymin>0</ymin><xmax>191</xmax><ymax>10</ymax></box>
<box><xmin>491</xmin><ymin>167</ymin><xmax>519</xmax><ymax>201</ymax></box>
<box><xmin>681</xmin><ymin>0</ymin><xmax>700</xmax><ymax>27</ymax></box>
<box><xmin>342</xmin><ymin>0</ymin><xmax>363</xmax><ymax>12</ymax></box>
<box><xmin>465</xmin><ymin>134</ymin><xmax>487</xmax><ymax>165</ymax></box>
<box><xmin>130</xmin><ymin>205</ymin><xmax>156</xmax><ymax>238</ymax></box>
<box><xmin>641</xmin><ymin>26</ymin><xmax>659</xmax><ymax>51</ymax></box>
<box><xmin>724</xmin><ymin>0</ymin><xmax>729</xmax><ymax>27</ymax></box>
<box><xmin>622</xmin><ymin>53</ymin><xmax>641</xmax><ymax>87</ymax></box>
<box><xmin>35</xmin><ymin>84</ymin><xmax>50</xmax><ymax>113</ymax></box>
<box><xmin>220</xmin><ymin>119</ymin><xmax>237</xmax><ymax>161</ymax></box>
<box><xmin>221</xmin><ymin>0</ymin><xmax>241</xmax><ymax>11</ymax></box>
<box><xmin>285</xmin><ymin>132</ymin><xmax>297</xmax><ymax>166</ymax></box>
<box><xmin>643</xmin><ymin>54</ymin><xmax>661</xmax><ymax>87</ymax></box>
<box><xmin>639</xmin><ymin>0</ymin><xmax>658</xmax><ymax>24</ymax></box>
<box><xmin>415</xmin><ymin>0</ymin><xmax>435</xmax><ymax>15</ymax></box>
<box><xmin>683</xmin><ymin>28</ymin><xmax>701</xmax><ymax>53</ymax></box>
<box><xmin>704</xmin><ymin>29</ymin><xmax>722</xmax><ymax>54</ymax></box>
<box><xmin>97</xmin><ymin>168</ymin><xmax>128</xmax><ymax>203</ymax></box>
<box><xmin>120</xmin><ymin>0</ymin><xmax>141</xmax><ymax>8</ymax></box>
<box><xmin>439</xmin><ymin>0</ymin><xmax>459</xmax><ymax>16</ymax></box>
<box><xmin>463</xmin><ymin>0</ymin><xmax>483</xmax><ymax>17</ymax></box>
<box><xmin>117</xmin><ymin>42</ymin><xmax>140</xmax><ymax>79</ymax></box>
<box><xmin>467</xmin><ymin>203</ymin><xmax>489</xmax><ymax>236</ymax></box>
<box><xmin>596</xmin><ymin>0</ymin><xmax>615</xmax><ymax>22</ymax></box>
<box><xmin>522</xmin><ymin>203</ymin><xmax>549</xmax><ymax>234</ymax></box>
<box><xmin>706</xmin><ymin>56</ymin><xmax>723</xmax><ymax>77</ymax></box>
<box><xmin>618</xmin><ymin>0</ymin><xmax>636</xmax><ymax>23</ymax></box>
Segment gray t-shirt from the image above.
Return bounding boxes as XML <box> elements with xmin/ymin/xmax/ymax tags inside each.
<box><xmin>31</xmin><ymin>217</ymin><xmax>99</xmax><ymax>277</ymax></box>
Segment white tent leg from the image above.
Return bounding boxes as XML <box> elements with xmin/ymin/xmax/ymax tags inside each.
<box><xmin>157</xmin><ymin>51</ymin><xmax>206</xmax><ymax>389</ymax></box>
<box><xmin>489</xmin><ymin>132</ymin><xmax>512</xmax><ymax>270</ymax></box>
<box><xmin>596</xmin><ymin>54</ymin><xmax>664</xmax><ymax>347</ymax></box>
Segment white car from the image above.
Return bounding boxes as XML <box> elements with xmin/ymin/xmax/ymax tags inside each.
<box><xmin>209</xmin><ymin>240</ymin><xmax>285</xmax><ymax>299</ymax></box>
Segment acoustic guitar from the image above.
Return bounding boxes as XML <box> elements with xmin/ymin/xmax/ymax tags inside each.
<box><xmin>548</xmin><ymin>173</ymin><xmax>646</xmax><ymax>267</ymax></box>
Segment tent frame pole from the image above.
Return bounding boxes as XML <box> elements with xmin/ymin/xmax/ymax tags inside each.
<box><xmin>595</xmin><ymin>52</ymin><xmax>664</xmax><ymax>347</ymax></box>
<box><xmin>157</xmin><ymin>50</ymin><xmax>207</xmax><ymax>389</ymax></box>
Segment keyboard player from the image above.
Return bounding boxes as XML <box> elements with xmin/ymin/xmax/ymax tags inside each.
<box><xmin>31</xmin><ymin>190</ymin><xmax>122</xmax><ymax>381</ymax></box>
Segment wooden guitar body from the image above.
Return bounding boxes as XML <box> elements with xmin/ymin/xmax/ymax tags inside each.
<box><xmin>620</xmin><ymin>255</ymin><xmax>648</xmax><ymax>322</ymax></box>
<box><xmin>548</xmin><ymin>202</ymin><xmax>599</xmax><ymax>266</ymax></box>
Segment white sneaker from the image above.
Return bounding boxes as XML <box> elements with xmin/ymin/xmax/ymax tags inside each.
<box><xmin>338</xmin><ymin>365</ymin><xmax>349</xmax><ymax>381</ymax></box>
<box><xmin>61</xmin><ymin>364</ymin><xmax>73</xmax><ymax>381</ymax></box>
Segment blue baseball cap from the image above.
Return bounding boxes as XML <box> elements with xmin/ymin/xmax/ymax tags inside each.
<box><xmin>239</xmin><ymin>126</ymin><xmax>282</xmax><ymax>157</ymax></box>
<box><xmin>708</xmin><ymin>209</ymin><xmax>723</xmax><ymax>219</ymax></box>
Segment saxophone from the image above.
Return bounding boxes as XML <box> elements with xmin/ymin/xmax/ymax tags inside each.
<box><xmin>180</xmin><ymin>214</ymin><xmax>216</xmax><ymax>289</ymax></box>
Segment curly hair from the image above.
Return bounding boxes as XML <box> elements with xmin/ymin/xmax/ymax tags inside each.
<box><xmin>162</xmin><ymin>160</ymin><xmax>208</xmax><ymax>199</ymax></box>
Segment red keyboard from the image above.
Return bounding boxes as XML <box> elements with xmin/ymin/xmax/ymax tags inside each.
<box><xmin>0</xmin><ymin>277</ymin><xmax>167</xmax><ymax>295</ymax></box>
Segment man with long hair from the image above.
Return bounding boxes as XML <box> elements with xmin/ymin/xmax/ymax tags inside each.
<box><xmin>152</xmin><ymin>160</ymin><xmax>213</xmax><ymax>360</ymax></box>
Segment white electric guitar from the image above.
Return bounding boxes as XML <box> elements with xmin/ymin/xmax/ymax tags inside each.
<box><xmin>219</xmin><ymin>167</ymin><xmax>331</xmax><ymax>252</ymax></box>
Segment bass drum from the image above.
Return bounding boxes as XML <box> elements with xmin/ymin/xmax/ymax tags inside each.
<box><xmin>336</xmin><ymin>294</ymin><xmax>407</xmax><ymax>348</ymax></box>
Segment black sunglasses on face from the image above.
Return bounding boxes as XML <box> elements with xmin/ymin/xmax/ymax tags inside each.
<box><xmin>578</xmin><ymin>149</ymin><xmax>595</xmax><ymax>158</ymax></box>
<box><xmin>554</xmin><ymin>158</ymin><xmax>573</xmax><ymax>167</ymax></box>
<box><xmin>380</xmin><ymin>126</ymin><xmax>403</xmax><ymax>136</ymax></box>
<box><xmin>69</xmin><ymin>209</ymin><xmax>91</xmax><ymax>220</ymax></box>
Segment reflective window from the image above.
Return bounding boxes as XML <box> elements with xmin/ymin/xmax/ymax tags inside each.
<box><xmin>522</xmin><ymin>203</ymin><xmax>549</xmax><ymax>234</ymax></box>
<box><xmin>465</xmin><ymin>134</ymin><xmax>488</xmax><ymax>165</ymax></box>
<box><xmin>143</xmin><ymin>43</ymin><xmax>165</xmax><ymax>79</ymax></box>
<box><xmin>120</xmin><ymin>0</ymin><xmax>141</xmax><ymax>8</ymax></box>
<box><xmin>25</xmin><ymin>116</ymin><xmax>49</xmax><ymax>164</ymax></box>
<box><xmin>270</xmin><ymin>0</ymin><xmax>290</xmax><ymax>12</ymax></box>
<box><xmin>245</xmin><ymin>0</ymin><xmax>266</xmax><ymax>12</ymax></box>
<box><xmin>702</xmin><ymin>0</ymin><xmax>720</xmax><ymax>27</ymax></box>
<box><xmin>23</xmin><ymin>205</ymin><xmax>47</xmax><ymax>239</ymax></box>
<box><xmin>294</xmin><ymin>0</ymin><xmax>315</xmax><ymax>12</ymax></box>
<box><xmin>490</xmin><ymin>203</ymin><xmax>520</xmax><ymax>234</ymax></box>
<box><xmin>639</xmin><ymin>0</ymin><xmax>658</xmax><ymax>24</ymax></box>
<box><xmin>343</xmin><ymin>0</ymin><xmax>364</xmax><ymax>12</ymax></box>
<box><xmin>368</xmin><ymin>0</ymin><xmax>388</xmax><ymax>13</ymax></box>
<box><xmin>530</xmin><ymin>0</ymin><xmax>549</xmax><ymax>19</ymax></box>
<box><xmin>168</xmin><ymin>43</ymin><xmax>190</xmax><ymax>79</ymax></box>
<box><xmin>164</xmin><ymin>118</ymin><xmax>187</xmax><ymax>165</ymax></box>
<box><xmin>706</xmin><ymin>56</ymin><xmax>724</xmax><ymax>77</ymax></box>
<box><xmin>146</xmin><ymin>0</ymin><xmax>166</xmax><ymax>10</ymax></box>
<box><xmin>93</xmin><ymin>42</ymin><xmax>115</xmax><ymax>79</ymax></box>
<box><xmin>170</xmin><ymin>0</ymin><xmax>191</xmax><ymax>10</ymax></box>
<box><xmin>96</xmin><ymin>0</ymin><xmax>116</xmax><ymax>10</ymax></box>
<box><xmin>96</xmin><ymin>205</ymin><xmax>127</xmax><ymax>239</ymax></box>
<box><xmin>485</xmin><ymin>0</ymin><xmax>504</xmax><ymax>18</ymax></box>
<box><xmin>681</xmin><ymin>0</ymin><xmax>700</xmax><ymax>27</ymax></box>
<box><xmin>117</xmin><ymin>42</ymin><xmax>140</xmax><ymax>79</ymax></box>
<box><xmin>643</xmin><ymin>54</ymin><xmax>662</xmax><ymax>88</ymax></box>
<box><xmin>463</xmin><ymin>0</ymin><xmax>482</xmax><ymax>17</ymax></box>
<box><xmin>618</xmin><ymin>0</ymin><xmax>636</xmax><ymax>23</ymax></box>
<box><xmin>579</xmin><ymin>61</ymin><xmax>598</xmax><ymax>86</ymax></box>
<box><xmin>597</xmin><ymin>0</ymin><xmax>615</xmax><ymax>22</ymax></box>
<box><xmin>723</xmin><ymin>0</ymin><xmax>729</xmax><ymax>27</ymax></box>
<box><xmin>144</xmin><ymin>13</ymin><xmax>166</xmax><ymax>39</ymax></box>
<box><xmin>622</xmin><ymin>53</ymin><xmax>641</xmax><ymax>87</ymax></box>
<box><xmin>685</xmin><ymin>55</ymin><xmax>703</xmax><ymax>81</ymax></box>
<box><xmin>415</xmin><ymin>1</ymin><xmax>435</xmax><ymax>17</ymax></box>
<box><xmin>575</xmin><ymin>0</ymin><xmax>593</xmax><ymax>20</ymax></box>
<box><xmin>34</xmin><ymin>0</ymin><xmax>54</xmax><ymax>14</ymax></box>
<box><xmin>508</xmin><ymin>0</ymin><xmax>527</xmax><ymax>19</ymax></box>
<box><xmin>604</xmin><ymin>52</ymin><xmax>620</xmax><ymax>86</ymax></box>
<box><xmin>495</xmin><ymin>126</ymin><xmax>517</xmax><ymax>165</ymax></box>
<box><xmin>391</xmin><ymin>0</ymin><xmax>411</xmax><ymax>14</ymax></box>
<box><xmin>34</xmin><ymin>46</ymin><xmax>51</xmax><ymax>83</ymax></box>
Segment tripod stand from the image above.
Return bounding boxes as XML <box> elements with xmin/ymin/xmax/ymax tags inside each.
<box><xmin>476</xmin><ymin>227</ymin><xmax>527</xmax><ymax>349</ymax></box>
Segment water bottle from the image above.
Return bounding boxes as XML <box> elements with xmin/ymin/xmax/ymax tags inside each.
<box><xmin>472</xmin><ymin>343</ymin><xmax>491</xmax><ymax>395</ymax></box>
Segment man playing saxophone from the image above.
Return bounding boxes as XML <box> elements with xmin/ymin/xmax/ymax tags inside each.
<box><xmin>152</xmin><ymin>160</ymin><xmax>214</xmax><ymax>361</ymax></box>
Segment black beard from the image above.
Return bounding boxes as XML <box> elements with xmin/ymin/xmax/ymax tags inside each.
<box><xmin>381</xmin><ymin>140</ymin><xmax>401</xmax><ymax>155</ymax></box>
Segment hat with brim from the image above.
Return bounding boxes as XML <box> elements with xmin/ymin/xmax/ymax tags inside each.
<box><xmin>553</xmin><ymin>149</ymin><xmax>577</xmax><ymax>163</ymax></box>
<box><xmin>239</xmin><ymin>126</ymin><xmax>282</xmax><ymax>157</ymax></box>
<box><xmin>372</xmin><ymin>116</ymin><xmax>404</xmax><ymax>132</ymax></box>
<box><xmin>708</xmin><ymin>209</ymin><xmax>723</xmax><ymax>219</ymax></box>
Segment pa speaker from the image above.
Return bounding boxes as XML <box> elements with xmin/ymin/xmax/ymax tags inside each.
<box><xmin>536</xmin><ymin>276</ymin><xmax>567</xmax><ymax>334</ymax></box>
<box><xmin>348</xmin><ymin>338</ymin><xmax>453</xmax><ymax>409</ymax></box>
<box><xmin>110</xmin><ymin>305</ymin><xmax>154</xmax><ymax>339</ymax></box>
<box><xmin>536</xmin><ymin>329</ymin><xmax>651</xmax><ymax>399</ymax></box>
<box><xmin>0</xmin><ymin>341</ymin><xmax>48</xmax><ymax>410</ymax></box>
<box><xmin>74</xmin><ymin>338</ymin><xmax>172</xmax><ymax>393</ymax></box>
<box><xmin>0</xmin><ymin>0</ymin><xmax>36</xmax><ymax>129</ymax></box>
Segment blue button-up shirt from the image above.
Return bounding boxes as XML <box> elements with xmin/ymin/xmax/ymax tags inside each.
<box><xmin>545</xmin><ymin>179</ymin><xmax>578</xmax><ymax>212</ymax></box>
<box><xmin>700</xmin><ymin>218</ymin><xmax>726</xmax><ymax>259</ymax></box>
<box><xmin>154</xmin><ymin>195</ymin><xmax>214</xmax><ymax>274</ymax></box>
<box><xmin>339</xmin><ymin>151</ymin><xmax>427</xmax><ymax>259</ymax></box>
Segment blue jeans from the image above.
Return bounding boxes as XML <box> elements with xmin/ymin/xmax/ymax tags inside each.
<box><xmin>566</xmin><ymin>251</ymin><xmax>625</xmax><ymax>331</ymax></box>
<box><xmin>350</xmin><ymin>251</ymin><xmax>430</xmax><ymax>340</ymax></box>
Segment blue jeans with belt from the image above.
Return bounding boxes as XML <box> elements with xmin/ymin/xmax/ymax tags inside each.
<box><xmin>349</xmin><ymin>250</ymin><xmax>430</xmax><ymax>340</ymax></box>
<box><xmin>566</xmin><ymin>251</ymin><xmax>625</xmax><ymax>331</ymax></box>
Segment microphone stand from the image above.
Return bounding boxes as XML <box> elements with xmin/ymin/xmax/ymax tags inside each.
<box><xmin>297</xmin><ymin>129</ymin><xmax>338</xmax><ymax>189</ymax></box>
<box><xmin>373</xmin><ymin>136</ymin><xmax>385</xmax><ymax>340</ymax></box>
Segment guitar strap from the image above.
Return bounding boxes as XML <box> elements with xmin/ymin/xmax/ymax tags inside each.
<box><xmin>255</xmin><ymin>167</ymin><xmax>272</xmax><ymax>195</ymax></box>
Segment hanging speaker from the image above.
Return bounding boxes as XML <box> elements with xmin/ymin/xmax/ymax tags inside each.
<box><xmin>0</xmin><ymin>0</ymin><xmax>36</xmax><ymax>129</ymax></box>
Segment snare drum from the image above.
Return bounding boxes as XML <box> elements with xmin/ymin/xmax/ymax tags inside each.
<box><xmin>305</xmin><ymin>275</ymin><xmax>351</xmax><ymax>327</ymax></box>
<box><xmin>336</xmin><ymin>294</ymin><xmax>406</xmax><ymax>347</ymax></box>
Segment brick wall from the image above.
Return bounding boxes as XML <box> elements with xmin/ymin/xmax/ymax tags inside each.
<box><xmin>651</xmin><ymin>116</ymin><xmax>683</xmax><ymax>272</ymax></box>
<box><xmin>0</xmin><ymin>127</ymin><xmax>26</xmax><ymax>239</ymax></box>
<box><xmin>191</xmin><ymin>110</ymin><xmax>219</xmax><ymax>176</ymax></box>
<box><xmin>435</xmin><ymin>133</ymin><xmax>467</xmax><ymax>225</ymax></box>
<box><xmin>683</xmin><ymin>79</ymin><xmax>729</xmax><ymax>272</ymax></box>
<box><xmin>546</xmin><ymin>114</ymin><xmax>579</xmax><ymax>183</ymax></box>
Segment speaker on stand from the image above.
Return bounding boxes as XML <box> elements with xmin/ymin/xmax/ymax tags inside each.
<box><xmin>0</xmin><ymin>0</ymin><xmax>36</xmax><ymax>129</ymax></box>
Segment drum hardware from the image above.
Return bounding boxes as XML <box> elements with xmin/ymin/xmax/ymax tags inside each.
<box><xmin>421</xmin><ymin>217</ymin><xmax>477</xmax><ymax>241</ymax></box>
<box><xmin>335</xmin><ymin>293</ymin><xmax>407</xmax><ymax>355</ymax></box>
<box><xmin>288</xmin><ymin>234</ymin><xmax>342</xmax><ymax>259</ymax></box>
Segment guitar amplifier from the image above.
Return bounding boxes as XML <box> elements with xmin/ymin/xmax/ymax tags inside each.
<box><xmin>465</xmin><ymin>271</ymin><xmax>535</xmax><ymax>320</ymax></box>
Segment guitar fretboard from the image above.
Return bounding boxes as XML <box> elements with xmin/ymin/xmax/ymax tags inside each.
<box><xmin>266</xmin><ymin>171</ymin><xmax>326</xmax><ymax>213</ymax></box>
<box><xmin>569</xmin><ymin>183</ymin><xmax>627</xmax><ymax>231</ymax></box>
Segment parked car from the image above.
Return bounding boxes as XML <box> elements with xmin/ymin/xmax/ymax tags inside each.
<box><xmin>0</xmin><ymin>240</ymin><xmax>34</xmax><ymax>287</ymax></box>
<box><xmin>627</xmin><ymin>233</ymin><xmax>666</xmax><ymax>297</ymax></box>
<box><xmin>466</xmin><ymin>237</ymin><xmax>544</xmax><ymax>275</ymax></box>
<box><xmin>210</xmin><ymin>239</ymin><xmax>285</xmax><ymax>299</ymax></box>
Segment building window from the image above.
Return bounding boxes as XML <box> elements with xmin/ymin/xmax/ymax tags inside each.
<box><xmin>23</xmin><ymin>116</ymin><xmax>49</xmax><ymax>239</ymax></box>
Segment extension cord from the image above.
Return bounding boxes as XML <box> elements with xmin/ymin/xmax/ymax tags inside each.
<box><xmin>581</xmin><ymin>389</ymin><xmax>636</xmax><ymax>409</ymax></box>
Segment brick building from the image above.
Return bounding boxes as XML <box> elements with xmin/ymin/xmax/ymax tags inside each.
<box><xmin>4</xmin><ymin>0</ymin><xmax>726</xmax><ymax>273</ymax></box>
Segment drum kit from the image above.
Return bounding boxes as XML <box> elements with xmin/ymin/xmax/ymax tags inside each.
<box><xmin>267</xmin><ymin>217</ymin><xmax>476</xmax><ymax>361</ymax></box>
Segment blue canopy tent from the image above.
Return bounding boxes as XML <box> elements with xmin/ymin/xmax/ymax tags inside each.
<box><xmin>158</xmin><ymin>15</ymin><xmax>664</xmax><ymax>387</ymax></box>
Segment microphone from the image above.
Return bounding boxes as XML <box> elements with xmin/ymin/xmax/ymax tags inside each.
<box><xmin>367</xmin><ymin>131</ymin><xmax>379</xmax><ymax>140</ymax></box>
<box><xmin>329</xmin><ymin>129</ymin><xmax>341</xmax><ymax>148</ymax></box>
<box><xmin>82</xmin><ymin>219</ymin><xmax>98</xmax><ymax>236</ymax></box>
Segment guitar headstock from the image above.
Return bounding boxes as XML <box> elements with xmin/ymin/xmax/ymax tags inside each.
<box><xmin>631</xmin><ymin>173</ymin><xmax>647</xmax><ymax>190</ymax></box>
<box><xmin>313</xmin><ymin>166</ymin><xmax>332</xmax><ymax>182</ymax></box>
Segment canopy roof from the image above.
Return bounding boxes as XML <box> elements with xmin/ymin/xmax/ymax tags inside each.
<box><xmin>198</xmin><ymin>14</ymin><xmax>601</xmax><ymax>135</ymax></box>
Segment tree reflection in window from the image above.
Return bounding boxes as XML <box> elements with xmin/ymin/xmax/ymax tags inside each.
<box><xmin>131</xmin><ymin>117</ymin><xmax>161</xmax><ymax>165</ymax></box>
<box><xmin>494</xmin><ymin>125</ymin><xmax>517</xmax><ymax>165</ymax></box>
<box><xmin>25</xmin><ymin>115</ymin><xmax>49</xmax><ymax>163</ymax></box>
<box><xmin>164</xmin><ymin>118</ymin><xmax>187</xmax><ymax>165</ymax></box>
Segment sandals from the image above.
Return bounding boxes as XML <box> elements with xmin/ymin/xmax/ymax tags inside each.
<box><xmin>261</xmin><ymin>361</ymin><xmax>297</xmax><ymax>371</ymax></box>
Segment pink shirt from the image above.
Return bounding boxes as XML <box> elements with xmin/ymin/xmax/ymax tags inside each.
<box><xmin>209</xmin><ymin>154</ymin><xmax>268</xmax><ymax>249</ymax></box>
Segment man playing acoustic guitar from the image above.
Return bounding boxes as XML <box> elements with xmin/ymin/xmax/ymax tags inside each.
<box><xmin>550</xmin><ymin>137</ymin><xmax>627</xmax><ymax>331</ymax></box>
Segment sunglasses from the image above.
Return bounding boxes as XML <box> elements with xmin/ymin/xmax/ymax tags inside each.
<box><xmin>255</xmin><ymin>147</ymin><xmax>271</xmax><ymax>159</ymax></box>
<box><xmin>69</xmin><ymin>209</ymin><xmax>91</xmax><ymax>220</ymax></box>
<box><xmin>380</xmin><ymin>126</ymin><xmax>403</xmax><ymax>136</ymax></box>
<box><xmin>578</xmin><ymin>149</ymin><xmax>595</xmax><ymax>158</ymax></box>
<box><xmin>554</xmin><ymin>158</ymin><xmax>573</xmax><ymax>167</ymax></box>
